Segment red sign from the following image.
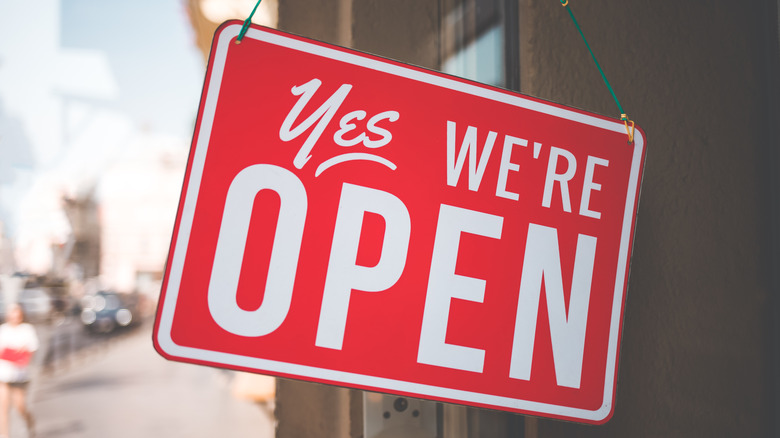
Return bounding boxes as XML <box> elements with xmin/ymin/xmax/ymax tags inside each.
<box><xmin>154</xmin><ymin>21</ymin><xmax>646</xmax><ymax>424</ymax></box>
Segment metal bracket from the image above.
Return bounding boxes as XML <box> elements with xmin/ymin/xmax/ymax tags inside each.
<box><xmin>364</xmin><ymin>392</ymin><xmax>439</xmax><ymax>438</ymax></box>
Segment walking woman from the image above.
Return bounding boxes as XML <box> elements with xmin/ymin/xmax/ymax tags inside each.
<box><xmin>0</xmin><ymin>303</ymin><xmax>37</xmax><ymax>437</ymax></box>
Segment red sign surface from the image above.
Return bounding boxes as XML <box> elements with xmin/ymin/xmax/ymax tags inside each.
<box><xmin>154</xmin><ymin>21</ymin><xmax>646</xmax><ymax>424</ymax></box>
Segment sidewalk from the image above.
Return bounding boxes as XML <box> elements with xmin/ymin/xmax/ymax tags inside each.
<box><xmin>25</xmin><ymin>323</ymin><xmax>275</xmax><ymax>438</ymax></box>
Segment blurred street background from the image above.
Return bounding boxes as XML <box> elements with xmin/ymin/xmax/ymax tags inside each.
<box><xmin>30</xmin><ymin>318</ymin><xmax>275</xmax><ymax>438</ymax></box>
<box><xmin>0</xmin><ymin>0</ymin><xmax>280</xmax><ymax>436</ymax></box>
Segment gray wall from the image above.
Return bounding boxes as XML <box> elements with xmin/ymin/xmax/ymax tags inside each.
<box><xmin>276</xmin><ymin>0</ymin><xmax>780</xmax><ymax>436</ymax></box>
<box><xmin>520</xmin><ymin>1</ymin><xmax>778</xmax><ymax>436</ymax></box>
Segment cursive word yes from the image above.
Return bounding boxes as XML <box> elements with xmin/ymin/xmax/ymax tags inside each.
<box><xmin>279</xmin><ymin>78</ymin><xmax>399</xmax><ymax>176</ymax></box>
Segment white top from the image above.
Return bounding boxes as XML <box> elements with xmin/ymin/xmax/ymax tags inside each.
<box><xmin>0</xmin><ymin>323</ymin><xmax>39</xmax><ymax>383</ymax></box>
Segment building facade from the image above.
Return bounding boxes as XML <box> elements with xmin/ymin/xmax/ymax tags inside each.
<box><xmin>188</xmin><ymin>0</ymin><xmax>780</xmax><ymax>436</ymax></box>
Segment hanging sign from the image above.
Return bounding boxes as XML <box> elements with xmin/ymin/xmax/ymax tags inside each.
<box><xmin>154</xmin><ymin>21</ymin><xmax>646</xmax><ymax>424</ymax></box>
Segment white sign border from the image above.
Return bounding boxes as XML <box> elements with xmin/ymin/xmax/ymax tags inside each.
<box><xmin>155</xmin><ymin>22</ymin><xmax>646</xmax><ymax>424</ymax></box>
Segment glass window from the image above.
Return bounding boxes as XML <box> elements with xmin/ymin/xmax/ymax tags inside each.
<box><xmin>439</xmin><ymin>0</ymin><xmax>519</xmax><ymax>90</ymax></box>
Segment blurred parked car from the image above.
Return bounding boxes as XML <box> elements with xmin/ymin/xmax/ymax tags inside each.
<box><xmin>80</xmin><ymin>291</ymin><xmax>139</xmax><ymax>333</ymax></box>
<box><xmin>17</xmin><ymin>288</ymin><xmax>53</xmax><ymax>323</ymax></box>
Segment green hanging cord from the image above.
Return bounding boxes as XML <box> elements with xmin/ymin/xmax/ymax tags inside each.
<box><xmin>236</xmin><ymin>0</ymin><xmax>263</xmax><ymax>44</ymax></box>
<box><xmin>559</xmin><ymin>0</ymin><xmax>634</xmax><ymax>142</ymax></box>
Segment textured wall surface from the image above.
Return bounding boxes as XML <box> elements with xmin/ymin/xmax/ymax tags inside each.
<box><xmin>520</xmin><ymin>0</ymin><xmax>776</xmax><ymax>436</ymax></box>
<box><xmin>351</xmin><ymin>0</ymin><xmax>440</xmax><ymax>69</ymax></box>
<box><xmin>275</xmin><ymin>379</ymin><xmax>364</xmax><ymax>438</ymax></box>
<box><xmin>277</xmin><ymin>0</ymin><xmax>342</xmax><ymax>45</ymax></box>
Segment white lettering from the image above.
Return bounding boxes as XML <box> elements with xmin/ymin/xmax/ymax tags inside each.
<box><xmin>364</xmin><ymin>111</ymin><xmax>400</xmax><ymax>148</ymax></box>
<box><xmin>446</xmin><ymin>121</ymin><xmax>498</xmax><ymax>191</ymax></box>
<box><xmin>509</xmin><ymin>223</ymin><xmax>596</xmax><ymax>388</ymax></box>
<box><xmin>315</xmin><ymin>183</ymin><xmax>411</xmax><ymax>350</ymax></box>
<box><xmin>279</xmin><ymin>78</ymin><xmax>352</xmax><ymax>169</ymax></box>
<box><xmin>207</xmin><ymin>164</ymin><xmax>307</xmax><ymax>337</ymax></box>
<box><xmin>542</xmin><ymin>147</ymin><xmax>577</xmax><ymax>212</ymax></box>
<box><xmin>333</xmin><ymin>110</ymin><xmax>367</xmax><ymax>147</ymax></box>
<box><xmin>417</xmin><ymin>204</ymin><xmax>503</xmax><ymax>373</ymax></box>
<box><xmin>496</xmin><ymin>135</ymin><xmax>527</xmax><ymax>200</ymax></box>
<box><xmin>579</xmin><ymin>156</ymin><xmax>609</xmax><ymax>219</ymax></box>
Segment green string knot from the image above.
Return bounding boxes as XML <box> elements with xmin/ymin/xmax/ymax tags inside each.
<box><xmin>236</xmin><ymin>0</ymin><xmax>263</xmax><ymax>44</ymax></box>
